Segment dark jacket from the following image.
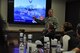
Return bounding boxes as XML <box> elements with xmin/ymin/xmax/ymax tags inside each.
<box><xmin>65</xmin><ymin>30</ymin><xmax>78</xmax><ymax>51</ymax></box>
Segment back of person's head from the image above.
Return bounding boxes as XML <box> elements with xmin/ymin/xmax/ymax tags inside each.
<box><xmin>63</xmin><ymin>22</ymin><xmax>73</xmax><ymax>32</ymax></box>
<box><xmin>49</xmin><ymin>24</ymin><xmax>54</xmax><ymax>29</ymax></box>
<box><xmin>48</xmin><ymin>23</ymin><xmax>55</xmax><ymax>31</ymax></box>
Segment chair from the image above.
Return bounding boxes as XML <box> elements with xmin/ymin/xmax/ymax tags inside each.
<box><xmin>44</xmin><ymin>36</ymin><xmax>49</xmax><ymax>42</ymax></box>
<box><xmin>27</xmin><ymin>42</ymin><xmax>36</xmax><ymax>53</ymax></box>
<box><xmin>62</xmin><ymin>35</ymin><xmax>70</xmax><ymax>51</ymax></box>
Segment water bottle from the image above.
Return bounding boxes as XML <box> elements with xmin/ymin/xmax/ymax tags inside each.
<box><xmin>27</xmin><ymin>34</ymin><xmax>33</xmax><ymax>53</ymax></box>
<box><xmin>19</xmin><ymin>42</ymin><xmax>24</xmax><ymax>53</ymax></box>
<box><xmin>20</xmin><ymin>32</ymin><xmax>24</xmax><ymax>42</ymax></box>
<box><xmin>19</xmin><ymin>29</ymin><xmax>25</xmax><ymax>53</ymax></box>
<box><xmin>24</xmin><ymin>34</ymin><xmax>27</xmax><ymax>53</ymax></box>
<box><xmin>19</xmin><ymin>32</ymin><xmax>24</xmax><ymax>53</ymax></box>
<box><xmin>51</xmin><ymin>39</ymin><xmax>58</xmax><ymax>53</ymax></box>
<box><xmin>28</xmin><ymin>34</ymin><xmax>32</xmax><ymax>43</ymax></box>
<box><xmin>46</xmin><ymin>42</ymin><xmax>50</xmax><ymax>53</ymax></box>
<box><xmin>44</xmin><ymin>37</ymin><xmax>49</xmax><ymax>48</ymax></box>
<box><xmin>24</xmin><ymin>34</ymin><xmax>27</xmax><ymax>45</ymax></box>
<box><xmin>56</xmin><ymin>41</ymin><xmax>61</xmax><ymax>53</ymax></box>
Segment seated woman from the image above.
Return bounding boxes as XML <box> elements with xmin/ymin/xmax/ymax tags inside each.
<box><xmin>0</xmin><ymin>14</ymin><xmax>8</xmax><ymax>53</ymax></box>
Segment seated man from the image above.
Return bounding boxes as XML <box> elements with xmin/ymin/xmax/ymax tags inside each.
<box><xmin>72</xmin><ymin>23</ymin><xmax>80</xmax><ymax>53</ymax></box>
<box><xmin>44</xmin><ymin>23</ymin><xmax>55</xmax><ymax>39</ymax></box>
<box><xmin>63</xmin><ymin>22</ymin><xmax>78</xmax><ymax>51</ymax></box>
<box><xmin>73</xmin><ymin>23</ymin><xmax>80</xmax><ymax>53</ymax></box>
<box><xmin>63</xmin><ymin>22</ymin><xmax>76</xmax><ymax>37</ymax></box>
<box><xmin>39</xmin><ymin>23</ymin><xmax>56</xmax><ymax>44</ymax></box>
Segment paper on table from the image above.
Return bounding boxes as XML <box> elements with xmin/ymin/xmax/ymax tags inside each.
<box><xmin>63</xmin><ymin>51</ymin><xmax>75</xmax><ymax>53</ymax></box>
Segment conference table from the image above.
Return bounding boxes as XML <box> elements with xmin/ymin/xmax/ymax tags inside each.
<box><xmin>14</xmin><ymin>47</ymin><xmax>26</xmax><ymax>53</ymax></box>
<box><xmin>12</xmin><ymin>47</ymin><xmax>76</xmax><ymax>53</ymax></box>
<box><xmin>9</xmin><ymin>46</ymin><xmax>27</xmax><ymax>53</ymax></box>
<box><xmin>9</xmin><ymin>42</ymin><xmax>76</xmax><ymax>53</ymax></box>
<box><xmin>10</xmin><ymin>42</ymin><xmax>36</xmax><ymax>53</ymax></box>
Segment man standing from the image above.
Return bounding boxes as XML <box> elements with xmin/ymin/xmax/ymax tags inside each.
<box><xmin>33</xmin><ymin>9</ymin><xmax>58</xmax><ymax>30</ymax></box>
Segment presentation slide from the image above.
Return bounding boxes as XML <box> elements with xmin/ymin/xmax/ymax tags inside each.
<box><xmin>14</xmin><ymin>0</ymin><xmax>46</xmax><ymax>23</ymax></box>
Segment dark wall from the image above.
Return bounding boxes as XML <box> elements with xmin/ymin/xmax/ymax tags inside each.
<box><xmin>65</xmin><ymin>0</ymin><xmax>80</xmax><ymax>30</ymax></box>
<box><xmin>6</xmin><ymin>30</ymin><xmax>63</xmax><ymax>43</ymax></box>
<box><xmin>6</xmin><ymin>31</ymin><xmax>43</xmax><ymax>43</ymax></box>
